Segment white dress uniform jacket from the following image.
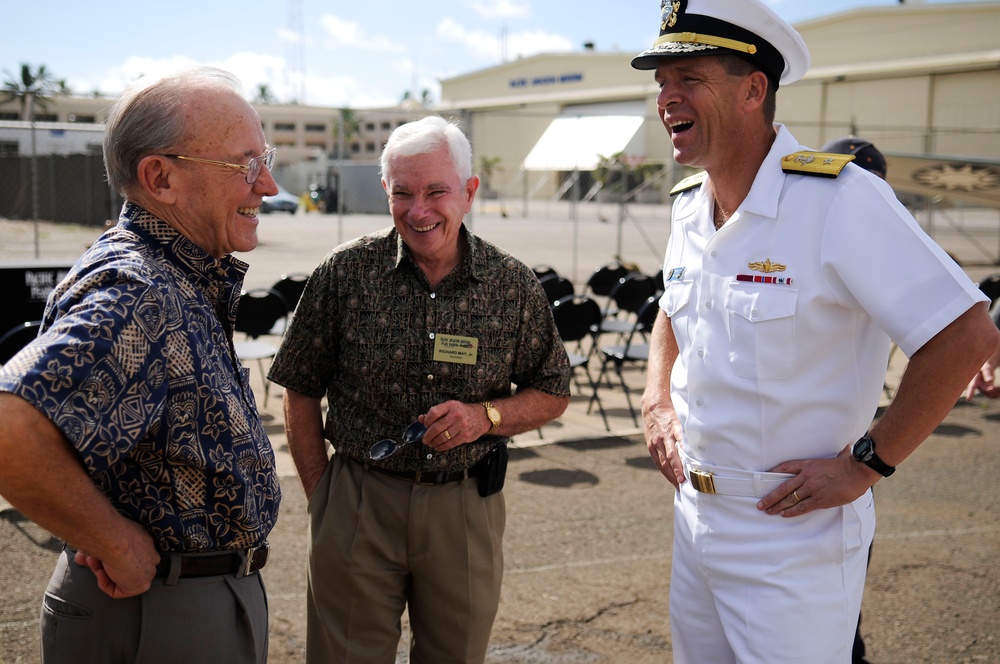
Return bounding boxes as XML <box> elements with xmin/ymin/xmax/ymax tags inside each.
<box><xmin>661</xmin><ymin>124</ymin><xmax>986</xmax><ymax>472</ymax></box>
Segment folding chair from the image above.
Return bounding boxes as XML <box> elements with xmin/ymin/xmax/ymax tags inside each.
<box><xmin>233</xmin><ymin>288</ymin><xmax>288</xmax><ymax>407</ymax></box>
<box><xmin>552</xmin><ymin>294</ymin><xmax>609</xmax><ymax>430</ymax></box>
<box><xmin>591</xmin><ymin>296</ymin><xmax>660</xmax><ymax>427</ymax></box>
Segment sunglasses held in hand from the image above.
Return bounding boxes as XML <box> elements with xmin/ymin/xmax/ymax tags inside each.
<box><xmin>369</xmin><ymin>421</ymin><xmax>427</xmax><ymax>460</ymax></box>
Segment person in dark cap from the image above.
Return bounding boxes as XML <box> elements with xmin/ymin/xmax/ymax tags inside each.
<box><xmin>633</xmin><ymin>1</ymin><xmax>1000</xmax><ymax>662</ymax></box>
<box><xmin>822</xmin><ymin>136</ymin><xmax>888</xmax><ymax>179</ymax></box>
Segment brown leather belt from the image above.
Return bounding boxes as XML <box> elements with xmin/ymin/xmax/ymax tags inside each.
<box><xmin>369</xmin><ymin>464</ymin><xmax>479</xmax><ymax>485</ymax></box>
<box><xmin>155</xmin><ymin>542</ymin><xmax>269</xmax><ymax>580</ymax></box>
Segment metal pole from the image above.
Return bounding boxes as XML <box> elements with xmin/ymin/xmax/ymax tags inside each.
<box><xmin>29</xmin><ymin>93</ymin><xmax>40</xmax><ymax>258</ymax></box>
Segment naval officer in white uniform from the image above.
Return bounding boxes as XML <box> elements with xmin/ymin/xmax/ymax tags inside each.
<box><xmin>633</xmin><ymin>1</ymin><xmax>1000</xmax><ymax>662</ymax></box>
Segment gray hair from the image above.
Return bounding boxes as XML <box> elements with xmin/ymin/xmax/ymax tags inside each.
<box><xmin>379</xmin><ymin>115</ymin><xmax>472</xmax><ymax>184</ymax></box>
<box><xmin>103</xmin><ymin>67</ymin><xmax>245</xmax><ymax>197</ymax></box>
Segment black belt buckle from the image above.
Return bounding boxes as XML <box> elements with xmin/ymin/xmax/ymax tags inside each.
<box><xmin>238</xmin><ymin>542</ymin><xmax>269</xmax><ymax>578</ymax></box>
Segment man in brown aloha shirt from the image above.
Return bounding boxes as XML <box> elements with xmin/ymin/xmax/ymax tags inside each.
<box><xmin>269</xmin><ymin>115</ymin><xmax>571</xmax><ymax>664</ymax></box>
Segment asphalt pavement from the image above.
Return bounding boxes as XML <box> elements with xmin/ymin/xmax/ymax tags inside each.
<box><xmin>2</xmin><ymin>209</ymin><xmax>999</xmax><ymax>663</ymax></box>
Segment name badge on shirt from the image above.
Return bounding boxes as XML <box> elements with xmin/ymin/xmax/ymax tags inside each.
<box><xmin>433</xmin><ymin>334</ymin><xmax>479</xmax><ymax>365</ymax></box>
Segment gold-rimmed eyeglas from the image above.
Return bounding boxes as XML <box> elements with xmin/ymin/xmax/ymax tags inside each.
<box><xmin>163</xmin><ymin>147</ymin><xmax>276</xmax><ymax>184</ymax></box>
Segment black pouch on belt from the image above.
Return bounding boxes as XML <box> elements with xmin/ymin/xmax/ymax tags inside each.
<box><xmin>475</xmin><ymin>443</ymin><xmax>508</xmax><ymax>497</ymax></box>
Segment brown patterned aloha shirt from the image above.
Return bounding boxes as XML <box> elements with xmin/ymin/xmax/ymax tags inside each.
<box><xmin>0</xmin><ymin>203</ymin><xmax>280</xmax><ymax>553</ymax></box>
<box><xmin>268</xmin><ymin>225</ymin><xmax>571</xmax><ymax>474</ymax></box>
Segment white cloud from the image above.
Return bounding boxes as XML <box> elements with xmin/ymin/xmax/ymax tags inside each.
<box><xmin>437</xmin><ymin>17</ymin><xmax>500</xmax><ymax>60</ymax></box>
<box><xmin>436</xmin><ymin>18</ymin><xmax>573</xmax><ymax>63</ymax></box>
<box><xmin>506</xmin><ymin>29</ymin><xmax>574</xmax><ymax>59</ymax></box>
<box><xmin>468</xmin><ymin>0</ymin><xmax>531</xmax><ymax>19</ymax></box>
<box><xmin>319</xmin><ymin>15</ymin><xmax>404</xmax><ymax>53</ymax></box>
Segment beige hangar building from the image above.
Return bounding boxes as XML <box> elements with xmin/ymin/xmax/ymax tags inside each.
<box><xmin>437</xmin><ymin>1</ymin><xmax>1000</xmax><ymax>207</ymax></box>
<box><xmin>1</xmin><ymin>1</ymin><xmax>997</xmax><ymax>210</ymax></box>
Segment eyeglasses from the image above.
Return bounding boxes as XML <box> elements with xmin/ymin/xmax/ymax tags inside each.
<box><xmin>369</xmin><ymin>421</ymin><xmax>427</xmax><ymax>460</ymax></box>
<box><xmin>163</xmin><ymin>147</ymin><xmax>276</xmax><ymax>184</ymax></box>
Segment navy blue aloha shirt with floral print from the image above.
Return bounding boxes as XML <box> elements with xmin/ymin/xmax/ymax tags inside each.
<box><xmin>0</xmin><ymin>203</ymin><xmax>280</xmax><ymax>553</ymax></box>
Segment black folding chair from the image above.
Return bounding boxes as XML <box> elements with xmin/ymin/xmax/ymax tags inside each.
<box><xmin>268</xmin><ymin>273</ymin><xmax>309</xmax><ymax>334</ymax></box>
<box><xmin>552</xmin><ymin>294</ymin><xmax>609</xmax><ymax>430</ymax></box>
<box><xmin>591</xmin><ymin>296</ymin><xmax>660</xmax><ymax>427</ymax></box>
<box><xmin>233</xmin><ymin>288</ymin><xmax>289</xmax><ymax>406</ymax></box>
<box><xmin>0</xmin><ymin>321</ymin><xmax>42</xmax><ymax>365</ymax></box>
<box><xmin>538</xmin><ymin>274</ymin><xmax>575</xmax><ymax>307</ymax></box>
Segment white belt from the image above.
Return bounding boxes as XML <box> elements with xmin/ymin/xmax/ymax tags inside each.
<box><xmin>681</xmin><ymin>451</ymin><xmax>793</xmax><ymax>498</ymax></box>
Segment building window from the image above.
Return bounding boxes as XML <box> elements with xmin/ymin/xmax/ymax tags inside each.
<box><xmin>0</xmin><ymin>141</ymin><xmax>18</xmax><ymax>156</ymax></box>
<box><xmin>69</xmin><ymin>115</ymin><xmax>96</xmax><ymax>123</ymax></box>
<box><xmin>380</xmin><ymin>121</ymin><xmax>391</xmax><ymax>131</ymax></box>
<box><xmin>305</xmin><ymin>123</ymin><xmax>326</xmax><ymax>132</ymax></box>
<box><xmin>365</xmin><ymin>122</ymin><xmax>375</xmax><ymax>131</ymax></box>
<box><xmin>366</xmin><ymin>142</ymin><xmax>377</xmax><ymax>153</ymax></box>
<box><xmin>351</xmin><ymin>143</ymin><xmax>361</xmax><ymax>153</ymax></box>
<box><xmin>274</xmin><ymin>122</ymin><xmax>296</xmax><ymax>131</ymax></box>
<box><xmin>32</xmin><ymin>113</ymin><xmax>58</xmax><ymax>122</ymax></box>
<box><xmin>0</xmin><ymin>111</ymin><xmax>20</xmax><ymax>121</ymax></box>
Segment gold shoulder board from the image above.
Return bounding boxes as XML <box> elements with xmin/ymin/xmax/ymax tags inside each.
<box><xmin>670</xmin><ymin>171</ymin><xmax>708</xmax><ymax>196</ymax></box>
<box><xmin>781</xmin><ymin>151</ymin><xmax>855</xmax><ymax>178</ymax></box>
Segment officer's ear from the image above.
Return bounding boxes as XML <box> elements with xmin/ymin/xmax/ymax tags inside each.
<box><xmin>743</xmin><ymin>70</ymin><xmax>769</xmax><ymax>112</ymax></box>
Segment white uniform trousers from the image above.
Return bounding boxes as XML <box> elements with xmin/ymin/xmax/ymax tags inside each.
<box><xmin>669</xmin><ymin>480</ymin><xmax>875</xmax><ymax>664</ymax></box>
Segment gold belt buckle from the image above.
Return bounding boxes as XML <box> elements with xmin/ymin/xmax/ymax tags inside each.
<box><xmin>689</xmin><ymin>469</ymin><xmax>717</xmax><ymax>494</ymax></box>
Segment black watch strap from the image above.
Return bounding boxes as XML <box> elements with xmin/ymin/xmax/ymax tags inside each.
<box><xmin>852</xmin><ymin>435</ymin><xmax>896</xmax><ymax>477</ymax></box>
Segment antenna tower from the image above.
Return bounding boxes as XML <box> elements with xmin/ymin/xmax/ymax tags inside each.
<box><xmin>287</xmin><ymin>0</ymin><xmax>306</xmax><ymax>103</ymax></box>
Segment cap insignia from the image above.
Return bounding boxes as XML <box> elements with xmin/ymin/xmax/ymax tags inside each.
<box><xmin>748</xmin><ymin>259</ymin><xmax>786</xmax><ymax>273</ymax></box>
<box><xmin>662</xmin><ymin>1</ymin><xmax>683</xmax><ymax>29</ymax></box>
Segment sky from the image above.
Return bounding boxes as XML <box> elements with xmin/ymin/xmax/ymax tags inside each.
<box><xmin>0</xmin><ymin>0</ymin><xmax>983</xmax><ymax>109</ymax></box>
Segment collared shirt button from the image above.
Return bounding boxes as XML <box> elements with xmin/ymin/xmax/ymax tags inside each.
<box><xmin>429</xmin><ymin>332</ymin><xmax>435</xmax><ymax>340</ymax></box>
<box><xmin>751</xmin><ymin>308</ymin><xmax>758</xmax><ymax>318</ymax></box>
<box><xmin>710</xmin><ymin>251</ymin><xmax>718</xmax><ymax>258</ymax></box>
<box><xmin>430</xmin><ymin>292</ymin><xmax>436</xmax><ymax>299</ymax></box>
<box><xmin>695</xmin><ymin>399</ymin><xmax>704</xmax><ymax>407</ymax></box>
<box><xmin>705</xmin><ymin>300</ymin><xmax>712</xmax><ymax>309</ymax></box>
<box><xmin>697</xmin><ymin>348</ymin><xmax>705</xmax><ymax>358</ymax></box>
<box><xmin>426</xmin><ymin>453</ymin><xmax>433</xmax><ymax>460</ymax></box>
<box><xmin>427</xmin><ymin>374</ymin><xmax>434</xmax><ymax>381</ymax></box>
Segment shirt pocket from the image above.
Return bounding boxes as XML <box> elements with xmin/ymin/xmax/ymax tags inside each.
<box><xmin>724</xmin><ymin>284</ymin><xmax>798</xmax><ymax>380</ymax></box>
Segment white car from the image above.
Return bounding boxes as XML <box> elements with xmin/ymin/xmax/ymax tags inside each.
<box><xmin>261</xmin><ymin>186</ymin><xmax>299</xmax><ymax>214</ymax></box>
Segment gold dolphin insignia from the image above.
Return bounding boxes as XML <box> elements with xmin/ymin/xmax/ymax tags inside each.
<box><xmin>748</xmin><ymin>259</ymin><xmax>786</xmax><ymax>273</ymax></box>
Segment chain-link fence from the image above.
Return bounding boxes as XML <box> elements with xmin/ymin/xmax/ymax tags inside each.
<box><xmin>2</xmin><ymin>113</ymin><xmax>999</xmax><ymax>280</ymax></box>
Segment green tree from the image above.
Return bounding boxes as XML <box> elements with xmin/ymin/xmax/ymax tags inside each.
<box><xmin>253</xmin><ymin>83</ymin><xmax>277</xmax><ymax>105</ymax></box>
<box><xmin>1</xmin><ymin>63</ymin><xmax>61</xmax><ymax>120</ymax></box>
<box><xmin>333</xmin><ymin>107</ymin><xmax>361</xmax><ymax>159</ymax></box>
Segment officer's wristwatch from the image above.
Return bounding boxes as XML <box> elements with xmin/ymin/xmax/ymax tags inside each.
<box><xmin>481</xmin><ymin>401</ymin><xmax>501</xmax><ymax>435</ymax></box>
<box><xmin>851</xmin><ymin>435</ymin><xmax>896</xmax><ymax>477</ymax></box>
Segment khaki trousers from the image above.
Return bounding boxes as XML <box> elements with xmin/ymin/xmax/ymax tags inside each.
<box><xmin>306</xmin><ymin>454</ymin><xmax>505</xmax><ymax>664</ymax></box>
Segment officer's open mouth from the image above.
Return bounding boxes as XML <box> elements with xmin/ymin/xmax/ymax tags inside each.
<box><xmin>670</xmin><ymin>120</ymin><xmax>694</xmax><ymax>134</ymax></box>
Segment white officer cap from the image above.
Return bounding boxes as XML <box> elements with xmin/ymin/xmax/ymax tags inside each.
<box><xmin>631</xmin><ymin>0</ymin><xmax>810</xmax><ymax>88</ymax></box>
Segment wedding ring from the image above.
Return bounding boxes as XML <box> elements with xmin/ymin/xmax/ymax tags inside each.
<box><xmin>444</xmin><ymin>430</ymin><xmax>451</xmax><ymax>441</ymax></box>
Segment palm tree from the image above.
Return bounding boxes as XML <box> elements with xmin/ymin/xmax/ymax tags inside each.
<box><xmin>1</xmin><ymin>63</ymin><xmax>61</xmax><ymax>120</ymax></box>
<box><xmin>333</xmin><ymin>107</ymin><xmax>361</xmax><ymax>159</ymax></box>
<box><xmin>253</xmin><ymin>83</ymin><xmax>277</xmax><ymax>105</ymax></box>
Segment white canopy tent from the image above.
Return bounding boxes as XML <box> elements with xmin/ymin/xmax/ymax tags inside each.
<box><xmin>521</xmin><ymin>101</ymin><xmax>647</xmax><ymax>172</ymax></box>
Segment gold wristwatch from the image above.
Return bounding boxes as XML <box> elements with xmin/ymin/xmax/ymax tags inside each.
<box><xmin>481</xmin><ymin>401</ymin><xmax>501</xmax><ymax>435</ymax></box>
